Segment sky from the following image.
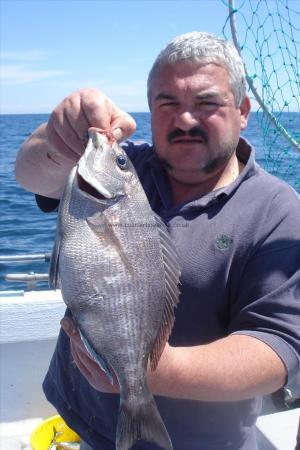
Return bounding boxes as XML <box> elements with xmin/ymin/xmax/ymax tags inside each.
<box><xmin>0</xmin><ymin>0</ymin><xmax>231</xmax><ymax>114</ymax></box>
<box><xmin>1</xmin><ymin>0</ymin><xmax>299</xmax><ymax>114</ymax></box>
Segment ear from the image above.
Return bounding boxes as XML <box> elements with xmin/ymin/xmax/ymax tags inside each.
<box><xmin>239</xmin><ymin>96</ymin><xmax>251</xmax><ymax>130</ymax></box>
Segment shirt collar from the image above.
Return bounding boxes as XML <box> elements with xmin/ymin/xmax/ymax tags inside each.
<box><xmin>147</xmin><ymin>137</ymin><xmax>258</xmax><ymax>212</ymax></box>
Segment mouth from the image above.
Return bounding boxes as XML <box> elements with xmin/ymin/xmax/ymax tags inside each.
<box><xmin>77</xmin><ymin>174</ymin><xmax>106</xmax><ymax>200</ymax></box>
<box><xmin>171</xmin><ymin>138</ymin><xmax>205</xmax><ymax>144</ymax></box>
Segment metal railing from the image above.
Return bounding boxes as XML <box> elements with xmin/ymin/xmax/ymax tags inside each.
<box><xmin>0</xmin><ymin>253</ymin><xmax>51</xmax><ymax>263</ymax></box>
<box><xmin>0</xmin><ymin>253</ymin><xmax>51</xmax><ymax>290</ymax></box>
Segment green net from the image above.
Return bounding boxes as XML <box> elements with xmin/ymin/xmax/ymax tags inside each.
<box><xmin>223</xmin><ymin>0</ymin><xmax>300</xmax><ymax>191</ymax></box>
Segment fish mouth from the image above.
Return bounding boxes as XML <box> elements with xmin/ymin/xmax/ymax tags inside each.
<box><xmin>77</xmin><ymin>173</ymin><xmax>107</xmax><ymax>200</ymax></box>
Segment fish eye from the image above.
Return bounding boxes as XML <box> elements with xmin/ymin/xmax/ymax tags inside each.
<box><xmin>116</xmin><ymin>154</ymin><xmax>128</xmax><ymax>170</ymax></box>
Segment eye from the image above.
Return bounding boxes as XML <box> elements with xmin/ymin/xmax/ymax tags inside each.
<box><xmin>196</xmin><ymin>100</ymin><xmax>224</xmax><ymax>110</ymax></box>
<box><xmin>116</xmin><ymin>154</ymin><xmax>128</xmax><ymax>170</ymax></box>
<box><xmin>197</xmin><ymin>101</ymin><xmax>218</xmax><ymax>107</ymax></box>
<box><xmin>160</xmin><ymin>101</ymin><xmax>178</xmax><ymax>110</ymax></box>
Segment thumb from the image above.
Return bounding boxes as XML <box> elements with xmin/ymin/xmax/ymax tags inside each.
<box><xmin>111</xmin><ymin>111</ymin><xmax>137</xmax><ymax>142</ymax></box>
<box><xmin>60</xmin><ymin>317</ymin><xmax>78</xmax><ymax>338</ymax></box>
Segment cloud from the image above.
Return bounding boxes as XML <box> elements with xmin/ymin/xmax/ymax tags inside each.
<box><xmin>0</xmin><ymin>52</ymin><xmax>148</xmax><ymax>112</ymax></box>
<box><xmin>0</xmin><ymin>50</ymin><xmax>68</xmax><ymax>85</ymax></box>
<box><xmin>0</xmin><ymin>50</ymin><xmax>50</xmax><ymax>62</ymax></box>
<box><xmin>1</xmin><ymin>64</ymin><xmax>68</xmax><ymax>84</ymax></box>
<box><xmin>60</xmin><ymin>78</ymin><xmax>147</xmax><ymax>95</ymax></box>
<box><xmin>0</xmin><ymin>102</ymin><xmax>53</xmax><ymax>114</ymax></box>
<box><xmin>58</xmin><ymin>78</ymin><xmax>148</xmax><ymax>110</ymax></box>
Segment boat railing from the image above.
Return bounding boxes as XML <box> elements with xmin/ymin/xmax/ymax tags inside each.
<box><xmin>0</xmin><ymin>253</ymin><xmax>52</xmax><ymax>263</ymax></box>
<box><xmin>0</xmin><ymin>253</ymin><xmax>51</xmax><ymax>290</ymax></box>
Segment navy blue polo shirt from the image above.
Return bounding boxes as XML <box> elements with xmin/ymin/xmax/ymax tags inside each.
<box><xmin>40</xmin><ymin>137</ymin><xmax>300</xmax><ymax>450</ymax></box>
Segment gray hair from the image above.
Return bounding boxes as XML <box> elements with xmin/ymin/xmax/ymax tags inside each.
<box><xmin>147</xmin><ymin>31</ymin><xmax>247</xmax><ymax>107</ymax></box>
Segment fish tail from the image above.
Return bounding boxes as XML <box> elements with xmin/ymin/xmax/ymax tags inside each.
<box><xmin>116</xmin><ymin>395</ymin><xmax>172</xmax><ymax>450</ymax></box>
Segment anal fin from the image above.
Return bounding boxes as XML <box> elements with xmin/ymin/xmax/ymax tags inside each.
<box><xmin>78</xmin><ymin>327</ymin><xmax>114</xmax><ymax>385</ymax></box>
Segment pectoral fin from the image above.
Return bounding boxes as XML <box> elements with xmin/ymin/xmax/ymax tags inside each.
<box><xmin>86</xmin><ymin>212</ymin><xmax>134</xmax><ymax>278</ymax></box>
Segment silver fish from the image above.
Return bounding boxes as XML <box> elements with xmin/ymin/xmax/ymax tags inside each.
<box><xmin>48</xmin><ymin>427</ymin><xmax>80</xmax><ymax>450</ymax></box>
<box><xmin>48</xmin><ymin>441</ymin><xmax>80</xmax><ymax>450</ymax></box>
<box><xmin>49</xmin><ymin>128</ymin><xmax>181</xmax><ymax>450</ymax></box>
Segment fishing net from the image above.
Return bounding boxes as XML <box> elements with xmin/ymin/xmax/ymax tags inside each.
<box><xmin>223</xmin><ymin>0</ymin><xmax>300</xmax><ymax>191</ymax></box>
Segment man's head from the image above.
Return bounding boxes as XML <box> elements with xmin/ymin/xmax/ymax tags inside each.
<box><xmin>147</xmin><ymin>32</ymin><xmax>250</xmax><ymax>192</ymax></box>
<box><xmin>147</xmin><ymin>31</ymin><xmax>247</xmax><ymax>108</ymax></box>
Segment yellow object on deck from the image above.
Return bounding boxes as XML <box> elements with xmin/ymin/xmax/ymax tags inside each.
<box><xmin>30</xmin><ymin>415</ymin><xmax>80</xmax><ymax>450</ymax></box>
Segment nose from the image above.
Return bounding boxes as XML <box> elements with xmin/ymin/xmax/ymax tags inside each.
<box><xmin>173</xmin><ymin>111</ymin><xmax>200</xmax><ymax>131</ymax></box>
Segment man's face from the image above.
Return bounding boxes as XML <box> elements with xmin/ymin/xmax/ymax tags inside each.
<box><xmin>150</xmin><ymin>61</ymin><xmax>250</xmax><ymax>185</ymax></box>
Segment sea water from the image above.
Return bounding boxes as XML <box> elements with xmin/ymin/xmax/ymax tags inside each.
<box><xmin>0</xmin><ymin>112</ymin><xmax>299</xmax><ymax>291</ymax></box>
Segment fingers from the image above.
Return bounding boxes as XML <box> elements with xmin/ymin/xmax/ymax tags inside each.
<box><xmin>60</xmin><ymin>317</ymin><xmax>80</xmax><ymax>339</ymax></box>
<box><xmin>69</xmin><ymin>338</ymin><xmax>111</xmax><ymax>394</ymax></box>
<box><xmin>61</xmin><ymin>317</ymin><xmax>101</xmax><ymax>382</ymax></box>
<box><xmin>79</xmin><ymin>89</ymin><xmax>136</xmax><ymax>141</ymax></box>
<box><xmin>70</xmin><ymin>338</ymin><xmax>95</xmax><ymax>380</ymax></box>
<box><xmin>60</xmin><ymin>317</ymin><xmax>118</xmax><ymax>392</ymax></box>
<box><xmin>46</xmin><ymin>89</ymin><xmax>95</xmax><ymax>160</ymax></box>
<box><xmin>110</xmin><ymin>108</ymin><xmax>137</xmax><ymax>142</ymax></box>
<box><xmin>47</xmin><ymin>93</ymin><xmax>89</xmax><ymax>161</ymax></box>
<box><xmin>46</xmin><ymin>88</ymin><xmax>136</xmax><ymax>163</ymax></box>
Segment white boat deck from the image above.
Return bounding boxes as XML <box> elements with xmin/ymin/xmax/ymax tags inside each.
<box><xmin>257</xmin><ymin>408</ymin><xmax>299</xmax><ymax>450</ymax></box>
<box><xmin>0</xmin><ymin>289</ymin><xmax>299</xmax><ymax>449</ymax></box>
<box><xmin>0</xmin><ymin>290</ymin><xmax>63</xmax><ymax>449</ymax></box>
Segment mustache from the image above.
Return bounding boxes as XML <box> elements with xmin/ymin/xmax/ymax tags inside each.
<box><xmin>167</xmin><ymin>127</ymin><xmax>208</xmax><ymax>143</ymax></box>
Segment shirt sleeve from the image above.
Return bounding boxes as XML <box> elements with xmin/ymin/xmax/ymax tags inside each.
<box><xmin>228</xmin><ymin>190</ymin><xmax>300</xmax><ymax>383</ymax></box>
<box><xmin>36</xmin><ymin>194</ymin><xmax>59</xmax><ymax>212</ymax></box>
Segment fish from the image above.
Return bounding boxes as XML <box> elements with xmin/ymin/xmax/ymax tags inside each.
<box><xmin>49</xmin><ymin>441</ymin><xmax>80</xmax><ymax>450</ymax></box>
<box><xmin>49</xmin><ymin>128</ymin><xmax>181</xmax><ymax>450</ymax></box>
<box><xmin>48</xmin><ymin>427</ymin><xmax>80</xmax><ymax>450</ymax></box>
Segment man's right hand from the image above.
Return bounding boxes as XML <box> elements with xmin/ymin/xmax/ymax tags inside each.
<box><xmin>15</xmin><ymin>88</ymin><xmax>136</xmax><ymax>197</ymax></box>
<box><xmin>46</xmin><ymin>87</ymin><xmax>136</xmax><ymax>163</ymax></box>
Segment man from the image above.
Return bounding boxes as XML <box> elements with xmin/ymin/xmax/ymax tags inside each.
<box><xmin>15</xmin><ymin>32</ymin><xmax>300</xmax><ymax>450</ymax></box>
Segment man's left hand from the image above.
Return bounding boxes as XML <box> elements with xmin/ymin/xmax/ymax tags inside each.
<box><xmin>60</xmin><ymin>317</ymin><xmax>119</xmax><ymax>393</ymax></box>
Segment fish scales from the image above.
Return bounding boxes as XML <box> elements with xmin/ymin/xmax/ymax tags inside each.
<box><xmin>49</xmin><ymin>128</ymin><xmax>181</xmax><ymax>450</ymax></box>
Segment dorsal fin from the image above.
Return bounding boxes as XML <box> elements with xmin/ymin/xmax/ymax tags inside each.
<box><xmin>149</xmin><ymin>214</ymin><xmax>181</xmax><ymax>371</ymax></box>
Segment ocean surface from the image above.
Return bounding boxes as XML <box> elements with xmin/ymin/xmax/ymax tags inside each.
<box><xmin>1</xmin><ymin>112</ymin><xmax>299</xmax><ymax>291</ymax></box>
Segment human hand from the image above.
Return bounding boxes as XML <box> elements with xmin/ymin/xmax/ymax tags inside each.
<box><xmin>60</xmin><ymin>317</ymin><xmax>178</xmax><ymax>397</ymax></box>
<box><xmin>60</xmin><ymin>317</ymin><xmax>119</xmax><ymax>393</ymax></box>
<box><xmin>46</xmin><ymin>87</ymin><xmax>136</xmax><ymax>163</ymax></box>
